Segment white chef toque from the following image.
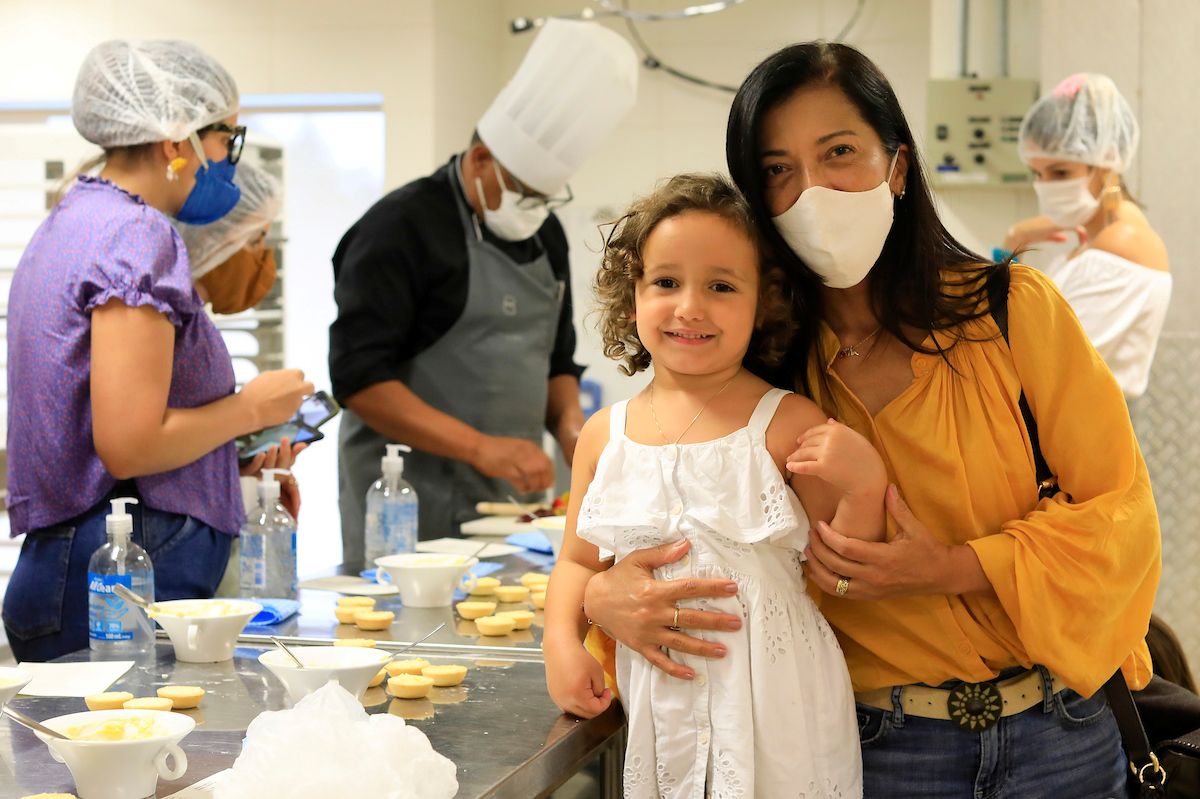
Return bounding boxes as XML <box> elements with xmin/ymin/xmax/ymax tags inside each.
<box><xmin>477</xmin><ymin>19</ymin><xmax>639</xmax><ymax>196</ymax></box>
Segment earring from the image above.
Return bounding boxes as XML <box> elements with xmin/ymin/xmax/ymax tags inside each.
<box><xmin>165</xmin><ymin>157</ymin><xmax>187</xmax><ymax>182</ymax></box>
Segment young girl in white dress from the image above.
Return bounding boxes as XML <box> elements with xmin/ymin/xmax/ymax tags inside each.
<box><xmin>544</xmin><ymin>174</ymin><xmax>888</xmax><ymax>798</ymax></box>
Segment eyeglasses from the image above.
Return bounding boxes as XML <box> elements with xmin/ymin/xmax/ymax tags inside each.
<box><xmin>516</xmin><ymin>183</ymin><xmax>573</xmax><ymax>212</ymax></box>
<box><xmin>196</xmin><ymin>123</ymin><xmax>247</xmax><ymax>165</ymax></box>
<box><xmin>496</xmin><ymin>164</ymin><xmax>573</xmax><ymax>211</ymax></box>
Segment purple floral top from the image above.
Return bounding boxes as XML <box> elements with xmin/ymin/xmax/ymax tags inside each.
<box><xmin>6</xmin><ymin>177</ymin><xmax>244</xmax><ymax>537</ymax></box>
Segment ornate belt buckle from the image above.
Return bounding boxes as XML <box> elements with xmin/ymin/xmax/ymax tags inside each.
<box><xmin>947</xmin><ymin>681</ymin><xmax>1003</xmax><ymax>732</ymax></box>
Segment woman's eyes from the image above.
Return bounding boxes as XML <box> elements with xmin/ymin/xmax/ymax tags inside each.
<box><xmin>828</xmin><ymin>144</ymin><xmax>854</xmax><ymax>159</ymax></box>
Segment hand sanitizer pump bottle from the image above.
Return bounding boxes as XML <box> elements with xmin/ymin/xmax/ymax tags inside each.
<box><xmin>88</xmin><ymin>497</ymin><xmax>155</xmax><ymax>656</ymax></box>
<box><xmin>364</xmin><ymin>444</ymin><xmax>419</xmax><ymax>568</ymax></box>
<box><xmin>240</xmin><ymin>470</ymin><xmax>298</xmax><ymax>598</ymax></box>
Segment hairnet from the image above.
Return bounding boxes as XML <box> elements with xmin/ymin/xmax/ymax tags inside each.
<box><xmin>72</xmin><ymin>39</ymin><xmax>239</xmax><ymax>148</ymax></box>
<box><xmin>178</xmin><ymin>161</ymin><xmax>282</xmax><ymax>279</ymax></box>
<box><xmin>1018</xmin><ymin>73</ymin><xmax>1139</xmax><ymax>173</ymax></box>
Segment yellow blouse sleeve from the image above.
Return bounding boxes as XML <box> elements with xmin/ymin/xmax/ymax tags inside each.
<box><xmin>966</xmin><ymin>265</ymin><xmax>1159</xmax><ymax>696</ymax></box>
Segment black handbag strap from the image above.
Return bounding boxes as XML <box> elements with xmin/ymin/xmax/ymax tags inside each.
<box><xmin>986</xmin><ymin>267</ymin><xmax>1057</xmax><ymax>500</ymax></box>
<box><xmin>987</xmin><ymin>264</ymin><xmax>1166</xmax><ymax>794</ymax></box>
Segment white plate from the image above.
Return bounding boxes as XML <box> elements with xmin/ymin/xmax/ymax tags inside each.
<box><xmin>459</xmin><ymin>515</ymin><xmax>539</xmax><ymax>536</ymax></box>
<box><xmin>416</xmin><ymin>538</ymin><xmax>522</xmax><ymax>558</ymax></box>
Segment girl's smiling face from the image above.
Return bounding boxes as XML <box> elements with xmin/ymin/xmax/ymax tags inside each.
<box><xmin>633</xmin><ymin>210</ymin><xmax>760</xmax><ymax>377</ymax></box>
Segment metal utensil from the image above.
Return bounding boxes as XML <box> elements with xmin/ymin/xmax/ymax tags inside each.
<box><xmin>113</xmin><ymin>583</ymin><xmax>157</xmax><ymax>615</ymax></box>
<box><xmin>270</xmin><ymin>636</ymin><xmax>305</xmax><ymax>669</ymax></box>
<box><xmin>506</xmin><ymin>494</ymin><xmax>536</xmax><ymax>514</ymax></box>
<box><xmin>2</xmin><ymin>705</ymin><xmax>69</xmax><ymax>740</ymax></box>
<box><xmin>384</xmin><ymin>623</ymin><xmax>447</xmax><ymax>662</ymax></box>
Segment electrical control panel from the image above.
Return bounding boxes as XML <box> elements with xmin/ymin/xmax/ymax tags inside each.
<box><xmin>926</xmin><ymin>78</ymin><xmax>1039</xmax><ymax>187</ymax></box>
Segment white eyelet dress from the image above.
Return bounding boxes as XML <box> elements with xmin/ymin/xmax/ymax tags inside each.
<box><xmin>577</xmin><ymin>388</ymin><xmax>862</xmax><ymax>799</ymax></box>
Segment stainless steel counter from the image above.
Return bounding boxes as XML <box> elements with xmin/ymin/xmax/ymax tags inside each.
<box><xmin>267</xmin><ymin>553</ymin><xmax>550</xmax><ymax>651</ymax></box>
<box><xmin>0</xmin><ymin>552</ymin><xmax>626</xmax><ymax>798</ymax></box>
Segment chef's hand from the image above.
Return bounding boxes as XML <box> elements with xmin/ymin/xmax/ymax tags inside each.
<box><xmin>1003</xmin><ymin>216</ymin><xmax>1086</xmax><ymax>252</ymax></box>
<box><xmin>470</xmin><ymin>435</ymin><xmax>554</xmax><ymax>494</ymax></box>
<box><xmin>545</xmin><ymin>641</ymin><xmax>612</xmax><ymax>719</ymax></box>
<box><xmin>583</xmin><ymin>539</ymin><xmax>741</xmax><ymax>680</ymax></box>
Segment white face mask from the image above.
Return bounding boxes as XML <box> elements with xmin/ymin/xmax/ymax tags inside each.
<box><xmin>772</xmin><ymin>154</ymin><xmax>899</xmax><ymax>289</ymax></box>
<box><xmin>475</xmin><ymin>162</ymin><xmax>549</xmax><ymax>242</ymax></box>
<box><xmin>1033</xmin><ymin>175</ymin><xmax>1100</xmax><ymax>229</ymax></box>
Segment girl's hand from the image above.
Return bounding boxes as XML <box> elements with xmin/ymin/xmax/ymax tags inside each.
<box><xmin>803</xmin><ymin>484</ymin><xmax>987</xmax><ymax>599</ymax></box>
<box><xmin>786</xmin><ymin>419</ymin><xmax>886</xmax><ymax>496</ymax></box>
<box><xmin>582</xmin><ymin>539</ymin><xmax>741</xmax><ymax>681</ymax></box>
<box><xmin>545</xmin><ymin>642</ymin><xmax>613</xmax><ymax>719</ymax></box>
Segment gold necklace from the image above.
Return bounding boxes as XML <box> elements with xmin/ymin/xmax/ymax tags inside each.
<box><xmin>836</xmin><ymin>326</ymin><xmax>883</xmax><ymax>358</ymax></box>
<box><xmin>648</xmin><ymin>372</ymin><xmax>739</xmax><ymax>445</ymax></box>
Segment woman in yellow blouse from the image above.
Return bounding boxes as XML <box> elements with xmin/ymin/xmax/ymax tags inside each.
<box><xmin>580</xmin><ymin>42</ymin><xmax>1158</xmax><ymax>797</ymax></box>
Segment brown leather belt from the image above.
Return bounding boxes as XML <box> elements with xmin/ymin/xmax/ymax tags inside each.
<box><xmin>854</xmin><ymin>669</ymin><xmax>1063</xmax><ymax>732</ymax></box>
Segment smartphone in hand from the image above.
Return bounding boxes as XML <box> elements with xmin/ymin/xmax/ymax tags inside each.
<box><xmin>237</xmin><ymin>391</ymin><xmax>340</xmax><ymax>462</ymax></box>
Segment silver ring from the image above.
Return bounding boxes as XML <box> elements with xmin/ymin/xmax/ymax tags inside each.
<box><xmin>669</xmin><ymin>606</ymin><xmax>681</xmax><ymax>631</ymax></box>
<box><xmin>835</xmin><ymin>576</ymin><xmax>851</xmax><ymax>597</ymax></box>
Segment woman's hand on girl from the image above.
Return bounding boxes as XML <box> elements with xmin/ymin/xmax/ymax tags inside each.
<box><xmin>545</xmin><ymin>642</ymin><xmax>613</xmax><ymax>719</ymax></box>
<box><xmin>804</xmin><ymin>484</ymin><xmax>988</xmax><ymax>599</ymax></box>
<box><xmin>582</xmin><ymin>539</ymin><xmax>741</xmax><ymax>680</ymax></box>
<box><xmin>786</xmin><ymin>419</ymin><xmax>887</xmax><ymax>496</ymax></box>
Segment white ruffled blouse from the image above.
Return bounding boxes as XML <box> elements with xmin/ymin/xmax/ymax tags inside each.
<box><xmin>578</xmin><ymin>388</ymin><xmax>862</xmax><ymax>799</ymax></box>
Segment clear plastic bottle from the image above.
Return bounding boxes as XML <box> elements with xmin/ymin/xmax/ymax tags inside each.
<box><xmin>239</xmin><ymin>469</ymin><xmax>298</xmax><ymax>599</ymax></box>
<box><xmin>88</xmin><ymin>497</ymin><xmax>155</xmax><ymax>657</ymax></box>
<box><xmin>364</xmin><ymin>444</ymin><xmax>419</xmax><ymax>568</ymax></box>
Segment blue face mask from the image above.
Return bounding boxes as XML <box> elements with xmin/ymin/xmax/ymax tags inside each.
<box><xmin>176</xmin><ymin>156</ymin><xmax>241</xmax><ymax>225</ymax></box>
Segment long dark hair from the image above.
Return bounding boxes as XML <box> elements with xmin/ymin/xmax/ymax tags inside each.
<box><xmin>726</xmin><ymin>41</ymin><xmax>1001</xmax><ymax>395</ymax></box>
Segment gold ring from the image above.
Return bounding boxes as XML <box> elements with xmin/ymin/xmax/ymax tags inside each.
<box><xmin>835</xmin><ymin>576</ymin><xmax>851</xmax><ymax>597</ymax></box>
<box><xmin>669</xmin><ymin>606</ymin><xmax>681</xmax><ymax>631</ymax></box>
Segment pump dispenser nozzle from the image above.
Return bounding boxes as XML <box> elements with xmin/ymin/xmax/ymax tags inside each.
<box><xmin>258</xmin><ymin>469</ymin><xmax>290</xmax><ymax>504</ymax></box>
<box><xmin>106</xmin><ymin>497</ymin><xmax>139</xmax><ymax>537</ymax></box>
<box><xmin>383</xmin><ymin>444</ymin><xmax>411</xmax><ymax>476</ymax></box>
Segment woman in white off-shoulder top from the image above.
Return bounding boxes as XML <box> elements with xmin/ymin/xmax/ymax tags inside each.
<box><xmin>1004</xmin><ymin>72</ymin><xmax>1170</xmax><ymax>399</ymax></box>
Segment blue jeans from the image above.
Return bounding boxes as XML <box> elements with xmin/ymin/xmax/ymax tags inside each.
<box><xmin>858</xmin><ymin>667</ymin><xmax>1128</xmax><ymax>799</ymax></box>
<box><xmin>2</xmin><ymin>495</ymin><xmax>231</xmax><ymax>662</ymax></box>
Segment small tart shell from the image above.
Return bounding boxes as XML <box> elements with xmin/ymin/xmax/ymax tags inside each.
<box><xmin>474</xmin><ymin>615</ymin><xmax>516</xmax><ymax>636</ymax></box>
<box><xmin>520</xmin><ymin>572</ymin><xmax>550</xmax><ymax>588</ymax></box>
<box><xmin>421</xmin><ymin>664</ymin><xmax>468</xmax><ymax>686</ymax></box>
<box><xmin>388</xmin><ymin>674</ymin><xmax>435</xmax><ymax>699</ymax></box>
<box><xmin>369</xmin><ymin>668</ymin><xmax>388</xmax><ymax>688</ymax></box>
<box><xmin>496</xmin><ymin>610</ymin><xmax>535</xmax><ymax>630</ymax></box>
<box><xmin>456</xmin><ymin>601</ymin><xmax>497</xmax><ymax>620</ymax></box>
<box><xmin>385</xmin><ymin>658</ymin><xmax>431</xmax><ymax>677</ymax></box>
<box><xmin>467</xmin><ymin>577</ymin><xmax>501</xmax><ymax>596</ymax></box>
<box><xmin>354</xmin><ymin>610</ymin><xmax>395</xmax><ymax>631</ymax></box>
<box><xmin>156</xmin><ymin>686</ymin><xmax>204</xmax><ymax>710</ymax></box>
<box><xmin>84</xmin><ymin>691</ymin><xmax>134</xmax><ymax>711</ymax></box>
<box><xmin>530</xmin><ymin>591</ymin><xmax>547</xmax><ymax>609</ymax></box>
<box><xmin>334</xmin><ymin>606</ymin><xmax>361</xmax><ymax>624</ymax></box>
<box><xmin>493</xmin><ymin>585</ymin><xmax>530</xmax><ymax>603</ymax></box>
<box><xmin>336</xmin><ymin>596</ymin><xmax>376</xmax><ymax>608</ymax></box>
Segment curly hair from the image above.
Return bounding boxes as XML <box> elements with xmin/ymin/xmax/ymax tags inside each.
<box><xmin>595</xmin><ymin>173</ymin><xmax>796</xmax><ymax>376</ymax></box>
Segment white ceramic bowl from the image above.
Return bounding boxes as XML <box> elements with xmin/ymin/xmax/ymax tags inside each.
<box><xmin>532</xmin><ymin>515</ymin><xmax>567</xmax><ymax>559</ymax></box>
<box><xmin>34</xmin><ymin>709</ymin><xmax>194</xmax><ymax>799</ymax></box>
<box><xmin>259</xmin><ymin>645</ymin><xmax>390</xmax><ymax>702</ymax></box>
<box><xmin>0</xmin><ymin>665</ymin><xmax>32</xmax><ymax>712</ymax></box>
<box><xmin>374</xmin><ymin>554</ymin><xmax>479</xmax><ymax>608</ymax></box>
<box><xmin>152</xmin><ymin>599</ymin><xmax>262</xmax><ymax>663</ymax></box>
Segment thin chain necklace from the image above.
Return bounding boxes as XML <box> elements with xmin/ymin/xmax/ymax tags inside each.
<box><xmin>648</xmin><ymin>372</ymin><xmax>739</xmax><ymax>445</ymax></box>
<box><xmin>836</xmin><ymin>325</ymin><xmax>883</xmax><ymax>358</ymax></box>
